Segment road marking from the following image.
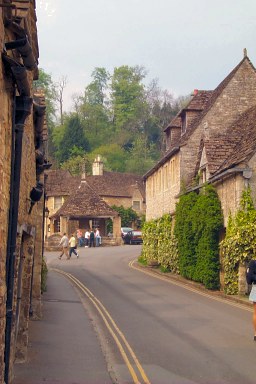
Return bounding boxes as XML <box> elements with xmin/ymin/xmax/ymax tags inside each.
<box><xmin>51</xmin><ymin>268</ymin><xmax>151</xmax><ymax>384</ymax></box>
<box><xmin>129</xmin><ymin>260</ymin><xmax>253</xmax><ymax>313</ymax></box>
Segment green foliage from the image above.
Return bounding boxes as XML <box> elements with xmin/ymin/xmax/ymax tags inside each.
<box><xmin>174</xmin><ymin>185</ymin><xmax>223</xmax><ymax>289</ymax></box>
<box><xmin>42</xmin><ymin>65</ymin><xmax>187</xmax><ymax>172</ymax></box>
<box><xmin>57</xmin><ymin>115</ymin><xmax>90</xmax><ymax>163</ymax></box>
<box><xmin>141</xmin><ymin>214</ymin><xmax>179</xmax><ymax>272</ymax></box>
<box><xmin>41</xmin><ymin>257</ymin><xmax>48</xmax><ymax>293</ymax></box>
<box><xmin>111</xmin><ymin>205</ymin><xmax>138</xmax><ymax>227</ymax></box>
<box><xmin>125</xmin><ymin>137</ymin><xmax>159</xmax><ymax>175</ymax></box>
<box><xmin>174</xmin><ymin>192</ymin><xmax>198</xmax><ymax>279</ymax></box>
<box><xmin>111</xmin><ymin>65</ymin><xmax>147</xmax><ymax>132</ymax></box>
<box><xmin>221</xmin><ymin>187</ymin><xmax>256</xmax><ymax>294</ymax></box>
<box><xmin>90</xmin><ymin>144</ymin><xmax>128</xmax><ymax>172</ymax></box>
<box><xmin>60</xmin><ymin>154</ymin><xmax>91</xmax><ymax>176</ymax></box>
<box><xmin>138</xmin><ymin>255</ymin><xmax>148</xmax><ymax>265</ymax></box>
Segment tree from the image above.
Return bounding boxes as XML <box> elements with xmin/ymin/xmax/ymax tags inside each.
<box><xmin>56</xmin><ymin>75</ymin><xmax>68</xmax><ymax>125</ymax></box>
<box><xmin>111</xmin><ymin>65</ymin><xmax>147</xmax><ymax>133</ymax></box>
<box><xmin>90</xmin><ymin>144</ymin><xmax>128</xmax><ymax>172</ymax></box>
<box><xmin>60</xmin><ymin>153</ymin><xmax>91</xmax><ymax>176</ymax></box>
<box><xmin>125</xmin><ymin>137</ymin><xmax>157</xmax><ymax>175</ymax></box>
<box><xmin>57</xmin><ymin>114</ymin><xmax>90</xmax><ymax>163</ymax></box>
<box><xmin>111</xmin><ymin>205</ymin><xmax>138</xmax><ymax>227</ymax></box>
<box><xmin>33</xmin><ymin>68</ymin><xmax>57</xmax><ymax>127</ymax></box>
<box><xmin>76</xmin><ymin>68</ymin><xmax>111</xmax><ymax>150</ymax></box>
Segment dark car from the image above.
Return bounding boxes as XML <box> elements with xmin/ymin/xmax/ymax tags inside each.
<box><xmin>123</xmin><ymin>230</ymin><xmax>143</xmax><ymax>245</ymax></box>
<box><xmin>121</xmin><ymin>227</ymin><xmax>133</xmax><ymax>240</ymax></box>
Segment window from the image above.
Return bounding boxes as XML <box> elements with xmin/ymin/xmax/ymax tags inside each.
<box><xmin>132</xmin><ymin>201</ymin><xmax>140</xmax><ymax>210</ymax></box>
<box><xmin>92</xmin><ymin>219</ymin><xmax>100</xmax><ymax>229</ymax></box>
<box><xmin>54</xmin><ymin>196</ymin><xmax>62</xmax><ymax>210</ymax></box>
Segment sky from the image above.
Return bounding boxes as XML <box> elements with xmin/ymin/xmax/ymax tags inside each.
<box><xmin>36</xmin><ymin>0</ymin><xmax>256</xmax><ymax>112</ymax></box>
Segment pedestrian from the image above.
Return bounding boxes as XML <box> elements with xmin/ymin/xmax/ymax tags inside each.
<box><xmin>89</xmin><ymin>229</ymin><xmax>95</xmax><ymax>248</ymax></box>
<box><xmin>77</xmin><ymin>228</ymin><xmax>83</xmax><ymax>247</ymax></box>
<box><xmin>84</xmin><ymin>229</ymin><xmax>90</xmax><ymax>247</ymax></box>
<box><xmin>58</xmin><ymin>233</ymin><xmax>69</xmax><ymax>260</ymax></box>
<box><xmin>95</xmin><ymin>227</ymin><xmax>101</xmax><ymax>247</ymax></box>
<box><xmin>247</xmin><ymin>259</ymin><xmax>256</xmax><ymax>340</ymax></box>
<box><xmin>69</xmin><ymin>233</ymin><xmax>79</xmax><ymax>258</ymax></box>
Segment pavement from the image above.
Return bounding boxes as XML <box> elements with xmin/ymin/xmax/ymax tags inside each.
<box><xmin>13</xmin><ymin>266</ymin><xmax>114</xmax><ymax>384</ymax></box>
<box><xmin>13</xmin><ymin>249</ymin><xmax>252</xmax><ymax>384</ymax></box>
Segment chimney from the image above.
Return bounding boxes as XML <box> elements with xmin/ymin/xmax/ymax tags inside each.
<box><xmin>243</xmin><ymin>48</ymin><xmax>247</xmax><ymax>58</ymax></box>
<box><xmin>193</xmin><ymin>89</ymin><xmax>199</xmax><ymax>96</ymax></box>
<box><xmin>92</xmin><ymin>155</ymin><xmax>103</xmax><ymax>176</ymax></box>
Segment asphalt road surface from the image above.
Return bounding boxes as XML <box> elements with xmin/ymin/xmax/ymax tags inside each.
<box><xmin>46</xmin><ymin>245</ymin><xmax>255</xmax><ymax>384</ymax></box>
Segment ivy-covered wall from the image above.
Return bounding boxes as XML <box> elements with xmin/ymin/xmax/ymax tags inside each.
<box><xmin>141</xmin><ymin>214</ymin><xmax>179</xmax><ymax>273</ymax></box>
<box><xmin>142</xmin><ymin>185</ymin><xmax>223</xmax><ymax>290</ymax></box>
<box><xmin>221</xmin><ymin>187</ymin><xmax>256</xmax><ymax>294</ymax></box>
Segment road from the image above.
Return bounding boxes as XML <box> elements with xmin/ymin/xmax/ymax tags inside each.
<box><xmin>46</xmin><ymin>245</ymin><xmax>255</xmax><ymax>384</ymax></box>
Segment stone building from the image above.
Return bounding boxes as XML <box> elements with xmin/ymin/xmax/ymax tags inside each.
<box><xmin>144</xmin><ymin>52</ymin><xmax>256</xmax><ymax>292</ymax></box>
<box><xmin>44</xmin><ymin>155</ymin><xmax>145</xmax><ymax>243</ymax></box>
<box><xmin>0</xmin><ymin>2</ymin><xmax>48</xmax><ymax>383</ymax></box>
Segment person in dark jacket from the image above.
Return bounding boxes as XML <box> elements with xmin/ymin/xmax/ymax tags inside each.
<box><xmin>89</xmin><ymin>229</ymin><xmax>95</xmax><ymax>248</ymax></box>
<box><xmin>247</xmin><ymin>259</ymin><xmax>256</xmax><ymax>340</ymax></box>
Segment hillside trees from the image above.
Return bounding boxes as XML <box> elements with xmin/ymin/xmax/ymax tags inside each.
<box><xmin>44</xmin><ymin>65</ymin><xmax>187</xmax><ymax>174</ymax></box>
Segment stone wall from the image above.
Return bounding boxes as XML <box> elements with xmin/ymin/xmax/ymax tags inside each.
<box><xmin>181</xmin><ymin>59</ymin><xmax>256</xmax><ymax>185</ymax></box>
<box><xmin>0</xmin><ymin>3</ymin><xmax>44</xmax><ymax>383</ymax></box>
<box><xmin>146</xmin><ymin>152</ymin><xmax>180</xmax><ymax>220</ymax></box>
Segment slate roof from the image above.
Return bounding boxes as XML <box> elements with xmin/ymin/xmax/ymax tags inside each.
<box><xmin>84</xmin><ymin>171</ymin><xmax>145</xmax><ymax>200</ymax></box>
<box><xmin>163</xmin><ymin>116</ymin><xmax>181</xmax><ymax>132</ymax></box>
<box><xmin>211</xmin><ymin>105</ymin><xmax>256</xmax><ymax>176</ymax></box>
<box><xmin>180</xmin><ymin>56</ymin><xmax>256</xmax><ymax>144</ymax></box>
<box><xmin>180</xmin><ymin>90</ymin><xmax>213</xmax><ymax>112</ymax></box>
<box><xmin>53</xmin><ymin>181</ymin><xmax>118</xmax><ymax>218</ymax></box>
<box><xmin>144</xmin><ymin>56</ymin><xmax>256</xmax><ymax>181</ymax></box>
<box><xmin>45</xmin><ymin>169</ymin><xmax>80</xmax><ymax>197</ymax></box>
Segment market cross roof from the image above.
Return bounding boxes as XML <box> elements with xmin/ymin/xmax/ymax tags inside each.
<box><xmin>52</xmin><ymin>180</ymin><xmax>119</xmax><ymax>218</ymax></box>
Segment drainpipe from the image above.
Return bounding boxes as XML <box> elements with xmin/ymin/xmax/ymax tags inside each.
<box><xmin>4</xmin><ymin>95</ymin><xmax>32</xmax><ymax>384</ymax></box>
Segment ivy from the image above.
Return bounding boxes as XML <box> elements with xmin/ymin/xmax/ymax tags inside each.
<box><xmin>174</xmin><ymin>185</ymin><xmax>223</xmax><ymax>289</ymax></box>
<box><xmin>221</xmin><ymin>187</ymin><xmax>256</xmax><ymax>294</ymax></box>
<box><xmin>141</xmin><ymin>214</ymin><xmax>179</xmax><ymax>273</ymax></box>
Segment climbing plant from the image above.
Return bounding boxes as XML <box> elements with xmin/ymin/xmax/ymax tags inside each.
<box><xmin>141</xmin><ymin>214</ymin><xmax>179</xmax><ymax>272</ymax></box>
<box><xmin>174</xmin><ymin>191</ymin><xmax>198</xmax><ymax>280</ymax></box>
<box><xmin>221</xmin><ymin>187</ymin><xmax>256</xmax><ymax>294</ymax></box>
<box><xmin>174</xmin><ymin>185</ymin><xmax>223</xmax><ymax>289</ymax></box>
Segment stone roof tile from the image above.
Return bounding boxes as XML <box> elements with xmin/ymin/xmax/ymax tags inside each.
<box><xmin>53</xmin><ymin>181</ymin><xmax>118</xmax><ymax>218</ymax></box>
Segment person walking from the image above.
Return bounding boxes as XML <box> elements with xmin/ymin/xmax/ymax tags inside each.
<box><xmin>89</xmin><ymin>229</ymin><xmax>95</xmax><ymax>248</ymax></box>
<box><xmin>247</xmin><ymin>259</ymin><xmax>256</xmax><ymax>340</ymax></box>
<box><xmin>84</xmin><ymin>229</ymin><xmax>90</xmax><ymax>247</ymax></box>
<box><xmin>58</xmin><ymin>233</ymin><xmax>69</xmax><ymax>260</ymax></box>
<box><xmin>69</xmin><ymin>234</ymin><xmax>79</xmax><ymax>258</ymax></box>
<box><xmin>95</xmin><ymin>227</ymin><xmax>101</xmax><ymax>247</ymax></box>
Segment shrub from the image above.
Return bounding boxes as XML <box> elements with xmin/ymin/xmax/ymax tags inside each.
<box><xmin>221</xmin><ymin>187</ymin><xmax>256</xmax><ymax>294</ymax></box>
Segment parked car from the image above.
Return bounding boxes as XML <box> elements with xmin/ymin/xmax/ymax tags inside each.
<box><xmin>121</xmin><ymin>227</ymin><xmax>133</xmax><ymax>240</ymax></box>
<box><xmin>123</xmin><ymin>230</ymin><xmax>143</xmax><ymax>245</ymax></box>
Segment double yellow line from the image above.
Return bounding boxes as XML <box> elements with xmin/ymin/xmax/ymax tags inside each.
<box><xmin>51</xmin><ymin>268</ymin><xmax>151</xmax><ymax>384</ymax></box>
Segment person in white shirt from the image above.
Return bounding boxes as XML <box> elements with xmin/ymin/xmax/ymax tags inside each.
<box><xmin>69</xmin><ymin>234</ymin><xmax>79</xmax><ymax>258</ymax></box>
<box><xmin>58</xmin><ymin>233</ymin><xmax>69</xmax><ymax>260</ymax></box>
<box><xmin>95</xmin><ymin>228</ymin><xmax>101</xmax><ymax>247</ymax></box>
<box><xmin>84</xmin><ymin>229</ymin><xmax>90</xmax><ymax>247</ymax></box>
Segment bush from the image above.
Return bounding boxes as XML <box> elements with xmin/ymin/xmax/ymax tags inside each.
<box><xmin>174</xmin><ymin>185</ymin><xmax>223</xmax><ymax>289</ymax></box>
<box><xmin>221</xmin><ymin>187</ymin><xmax>256</xmax><ymax>294</ymax></box>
